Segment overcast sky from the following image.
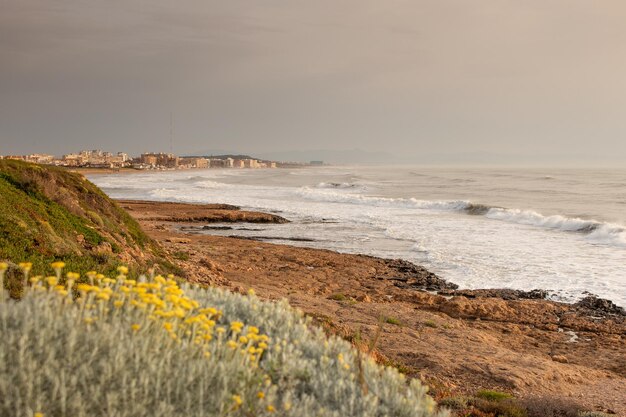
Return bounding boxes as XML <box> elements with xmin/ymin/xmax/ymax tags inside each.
<box><xmin>1</xmin><ymin>0</ymin><xmax>626</xmax><ymax>164</ymax></box>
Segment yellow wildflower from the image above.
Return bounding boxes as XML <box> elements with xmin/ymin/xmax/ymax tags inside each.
<box><xmin>247</xmin><ymin>288</ymin><xmax>256</xmax><ymax>296</ymax></box>
<box><xmin>258</xmin><ymin>342</ymin><xmax>268</xmax><ymax>350</ymax></box>
<box><xmin>18</xmin><ymin>262</ymin><xmax>32</xmax><ymax>272</ymax></box>
<box><xmin>239</xmin><ymin>336</ymin><xmax>248</xmax><ymax>344</ymax></box>
<box><xmin>50</xmin><ymin>261</ymin><xmax>65</xmax><ymax>270</ymax></box>
<box><xmin>113</xmin><ymin>300</ymin><xmax>124</xmax><ymax>308</ymax></box>
<box><xmin>227</xmin><ymin>341</ymin><xmax>238</xmax><ymax>349</ymax></box>
<box><xmin>257</xmin><ymin>391</ymin><xmax>265</xmax><ymax>399</ymax></box>
<box><xmin>66</xmin><ymin>272</ymin><xmax>80</xmax><ymax>280</ymax></box>
<box><xmin>117</xmin><ymin>265</ymin><xmax>129</xmax><ymax>275</ymax></box>
<box><xmin>232</xmin><ymin>395</ymin><xmax>243</xmax><ymax>406</ymax></box>
<box><xmin>266</xmin><ymin>405</ymin><xmax>275</xmax><ymax>413</ymax></box>
<box><xmin>45</xmin><ymin>276</ymin><xmax>58</xmax><ymax>287</ymax></box>
<box><xmin>76</xmin><ymin>283</ymin><xmax>93</xmax><ymax>293</ymax></box>
<box><xmin>34</xmin><ymin>413</ymin><xmax>44</xmax><ymax>417</ymax></box>
<box><xmin>0</xmin><ymin>262</ymin><xmax>8</xmax><ymax>271</ymax></box>
<box><xmin>131</xmin><ymin>324</ymin><xmax>141</xmax><ymax>332</ymax></box>
<box><xmin>96</xmin><ymin>292</ymin><xmax>110</xmax><ymax>301</ymax></box>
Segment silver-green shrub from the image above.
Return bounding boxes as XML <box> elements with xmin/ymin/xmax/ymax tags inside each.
<box><xmin>0</xmin><ymin>266</ymin><xmax>447</xmax><ymax>417</ymax></box>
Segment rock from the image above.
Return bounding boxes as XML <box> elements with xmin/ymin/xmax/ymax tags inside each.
<box><xmin>551</xmin><ymin>354</ymin><xmax>569</xmax><ymax>363</ymax></box>
<box><xmin>166</xmin><ymin>237</ymin><xmax>191</xmax><ymax>244</ymax></box>
<box><xmin>574</xmin><ymin>295</ymin><xmax>626</xmax><ymax>317</ymax></box>
<box><xmin>93</xmin><ymin>241</ymin><xmax>113</xmax><ymax>255</ymax></box>
<box><xmin>356</xmin><ymin>294</ymin><xmax>371</xmax><ymax>303</ymax></box>
<box><xmin>199</xmin><ymin>258</ymin><xmax>224</xmax><ymax>272</ymax></box>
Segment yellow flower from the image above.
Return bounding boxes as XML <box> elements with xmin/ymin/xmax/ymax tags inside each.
<box><xmin>84</xmin><ymin>317</ymin><xmax>95</xmax><ymax>324</ymax></box>
<box><xmin>257</xmin><ymin>391</ymin><xmax>265</xmax><ymax>399</ymax></box>
<box><xmin>258</xmin><ymin>342</ymin><xmax>268</xmax><ymax>350</ymax></box>
<box><xmin>34</xmin><ymin>413</ymin><xmax>44</xmax><ymax>417</ymax></box>
<box><xmin>163</xmin><ymin>322</ymin><xmax>174</xmax><ymax>331</ymax></box>
<box><xmin>247</xmin><ymin>326</ymin><xmax>259</xmax><ymax>335</ymax></box>
<box><xmin>232</xmin><ymin>395</ymin><xmax>243</xmax><ymax>406</ymax></box>
<box><xmin>76</xmin><ymin>283</ymin><xmax>93</xmax><ymax>293</ymax></box>
<box><xmin>117</xmin><ymin>265</ymin><xmax>129</xmax><ymax>275</ymax></box>
<box><xmin>247</xmin><ymin>288</ymin><xmax>256</xmax><ymax>296</ymax></box>
<box><xmin>131</xmin><ymin>324</ymin><xmax>141</xmax><ymax>332</ymax></box>
<box><xmin>0</xmin><ymin>262</ymin><xmax>8</xmax><ymax>271</ymax></box>
<box><xmin>227</xmin><ymin>340</ymin><xmax>238</xmax><ymax>349</ymax></box>
<box><xmin>66</xmin><ymin>272</ymin><xmax>80</xmax><ymax>280</ymax></box>
<box><xmin>50</xmin><ymin>261</ymin><xmax>65</xmax><ymax>270</ymax></box>
<box><xmin>113</xmin><ymin>300</ymin><xmax>124</xmax><ymax>308</ymax></box>
<box><xmin>216</xmin><ymin>327</ymin><xmax>226</xmax><ymax>335</ymax></box>
<box><xmin>266</xmin><ymin>405</ymin><xmax>275</xmax><ymax>413</ymax></box>
<box><xmin>18</xmin><ymin>262</ymin><xmax>32</xmax><ymax>272</ymax></box>
<box><xmin>239</xmin><ymin>336</ymin><xmax>249</xmax><ymax>344</ymax></box>
<box><xmin>95</xmin><ymin>292</ymin><xmax>110</xmax><ymax>301</ymax></box>
<box><xmin>45</xmin><ymin>276</ymin><xmax>58</xmax><ymax>287</ymax></box>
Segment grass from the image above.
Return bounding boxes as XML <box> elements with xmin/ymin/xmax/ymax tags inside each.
<box><xmin>423</xmin><ymin>320</ymin><xmax>438</xmax><ymax>328</ymax></box>
<box><xmin>0</xmin><ymin>160</ymin><xmax>180</xmax><ymax>297</ymax></box>
<box><xmin>171</xmin><ymin>250</ymin><xmax>191</xmax><ymax>261</ymax></box>
<box><xmin>385</xmin><ymin>316</ymin><xmax>403</xmax><ymax>326</ymax></box>
<box><xmin>475</xmin><ymin>389</ymin><xmax>514</xmax><ymax>401</ymax></box>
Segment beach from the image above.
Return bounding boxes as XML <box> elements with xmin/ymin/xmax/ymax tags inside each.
<box><xmin>120</xmin><ymin>199</ymin><xmax>626</xmax><ymax>415</ymax></box>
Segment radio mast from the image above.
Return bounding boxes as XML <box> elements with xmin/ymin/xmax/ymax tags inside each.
<box><xmin>169</xmin><ymin>112</ymin><xmax>173</xmax><ymax>154</ymax></box>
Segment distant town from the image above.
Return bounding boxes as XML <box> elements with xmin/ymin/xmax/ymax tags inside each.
<box><xmin>0</xmin><ymin>150</ymin><xmax>325</xmax><ymax>170</ymax></box>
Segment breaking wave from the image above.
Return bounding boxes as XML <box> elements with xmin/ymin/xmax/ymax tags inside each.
<box><xmin>296</xmin><ymin>187</ymin><xmax>626</xmax><ymax>247</ymax></box>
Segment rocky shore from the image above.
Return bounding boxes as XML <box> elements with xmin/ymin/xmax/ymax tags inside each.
<box><xmin>120</xmin><ymin>199</ymin><xmax>626</xmax><ymax>415</ymax></box>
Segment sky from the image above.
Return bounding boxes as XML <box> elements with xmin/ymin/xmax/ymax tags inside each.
<box><xmin>1</xmin><ymin>0</ymin><xmax>626</xmax><ymax>164</ymax></box>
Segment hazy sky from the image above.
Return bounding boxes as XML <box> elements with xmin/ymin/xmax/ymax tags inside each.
<box><xmin>1</xmin><ymin>0</ymin><xmax>626</xmax><ymax>163</ymax></box>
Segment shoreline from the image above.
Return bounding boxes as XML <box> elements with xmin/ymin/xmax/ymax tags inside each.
<box><xmin>120</xmin><ymin>199</ymin><xmax>625</xmax><ymax>414</ymax></box>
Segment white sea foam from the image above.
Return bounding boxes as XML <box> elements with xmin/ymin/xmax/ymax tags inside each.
<box><xmin>296</xmin><ymin>187</ymin><xmax>626</xmax><ymax>248</ymax></box>
<box><xmin>89</xmin><ymin>166</ymin><xmax>626</xmax><ymax>307</ymax></box>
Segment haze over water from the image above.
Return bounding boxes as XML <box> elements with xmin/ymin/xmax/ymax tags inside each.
<box><xmin>92</xmin><ymin>166</ymin><xmax>626</xmax><ymax>307</ymax></box>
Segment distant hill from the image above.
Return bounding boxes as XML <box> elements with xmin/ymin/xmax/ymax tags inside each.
<box><xmin>0</xmin><ymin>160</ymin><xmax>179</xmax><ymax>295</ymax></box>
<box><xmin>191</xmin><ymin>148</ymin><xmax>400</xmax><ymax>164</ymax></box>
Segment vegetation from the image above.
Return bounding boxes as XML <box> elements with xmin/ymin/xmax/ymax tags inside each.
<box><xmin>385</xmin><ymin>316</ymin><xmax>403</xmax><ymax>326</ymax></box>
<box><xmin>0</xmin><ymin>263</ymin><xmax>447</xmax><ymax>417</ymax></box>
<box><xmin>329</xmin><ymin>293</ymin><xmax>347</xmax><ymax>301</ymax></box>
<box><xmin>0</xmin><ymin>160</ymin><xmax>179</xmax><ymax>296</ymax></box>
<box><xmin>475</xmin><ymin>390</ymin><xmax>514</xmax><ymax>402</ymax></box>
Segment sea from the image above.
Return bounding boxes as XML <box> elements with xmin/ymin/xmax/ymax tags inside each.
<box><xmin>89</xmin><ymin>166</ymin><xmax>626</xmax><ymax>308</ymax></box>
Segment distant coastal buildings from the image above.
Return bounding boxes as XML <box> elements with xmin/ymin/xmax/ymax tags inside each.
<box><xmin>0</xmin><ymin>150</ymin><xmax>313</xmax><ymax>170</ymax></box>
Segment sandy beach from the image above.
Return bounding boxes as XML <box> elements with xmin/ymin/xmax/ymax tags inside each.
<box><xmin>120</xmin><ymin>199</ymin><xmax>626</xmax><ymax>415</ymax></box>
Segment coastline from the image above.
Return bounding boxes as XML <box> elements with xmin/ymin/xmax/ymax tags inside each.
<box><xmin>120</xmin><ymin>199</ymin><xmax>625</xmax><ymax>414</ymax></box>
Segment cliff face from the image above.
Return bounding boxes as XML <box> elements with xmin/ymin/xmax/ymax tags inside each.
<box><xmin>0</xmin><ymin>160</ymin><xmax>178</xmax><ymax>294</ymax></box>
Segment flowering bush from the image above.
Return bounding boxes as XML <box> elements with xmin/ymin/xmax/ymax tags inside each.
<box><xmin>0</xmin><ymin>262</ymin><xmax>447</xmax><ymax>417</ymax></box>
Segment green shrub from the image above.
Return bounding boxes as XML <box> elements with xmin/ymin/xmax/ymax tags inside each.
<box><xmin>475</xmin><ymin>389</ymin><xmax>513</xmax><ymax>401</ymax></box>
<box><xmin>0</xmin><ymin>265</ymin><xmax>448</xmax><ymax>417</ymax></box>
<box><xmin>385</xmin><ymin>316</ymin><xmax>403</xmax><ymax>326</ymax></box>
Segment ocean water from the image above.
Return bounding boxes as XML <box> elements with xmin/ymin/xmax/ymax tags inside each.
<box><xmin>90</xmin><ymin>166</ymin><xmax>626</xmax><ymax>307</ymax></box>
